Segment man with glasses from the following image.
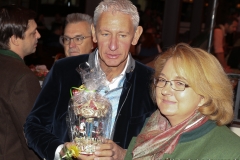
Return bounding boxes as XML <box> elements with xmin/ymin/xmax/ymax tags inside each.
<box><xmin>24</xmin><ymin>0</ymin><xmax>156</xmax><ymax>159</ymax></box>
<box><xmin>59</xmin><ymin>13</ymin><xmax>94</xmax><ymax>57</ymax></box>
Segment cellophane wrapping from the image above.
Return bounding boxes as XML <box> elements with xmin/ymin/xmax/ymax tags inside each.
<box><xmin>66</xmin><ymin>62</ymin><xmax>112</xmax><ymax>155</ymax></box>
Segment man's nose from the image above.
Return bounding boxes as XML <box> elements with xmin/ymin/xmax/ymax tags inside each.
<box><xmin>109</xmin><ymin>36</ymin><xmax>118</xmax><ymax>51</ymax></box>
<box><xmin>36</xmin><ymin>30</ymin><xmax>41</xmax><ymax>39</ymax></box>
<box><xmin>69</xmin><ymin>39</ymin><xmax>76</xmax><ymax>48</ymax></box>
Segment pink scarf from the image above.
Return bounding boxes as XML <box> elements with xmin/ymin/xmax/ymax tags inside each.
<box><xmin>132</xmin><ymin>110</ymin><xmax>208</xmax><ymax>159</ymax></box>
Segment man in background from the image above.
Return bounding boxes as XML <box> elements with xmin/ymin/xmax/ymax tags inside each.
<box><xmin>213</xmin><ymin>16</ymin><xmax>238</xmax><ymax>72</ymax></box>
<box><xmin>0</xmin><ymin>5</ymin><xmax>41</xmax><ymax>160</ymax></box>
<box><xmin>59</xmin><ymin>13</ymin><xmax>94</xmax><ymax>57</ymax></box>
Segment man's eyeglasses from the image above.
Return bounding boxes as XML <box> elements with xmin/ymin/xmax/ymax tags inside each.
<box><xmin>153</xmin><ymin>77</ymin><xmax>190</xmax><ymax>91</ymax></box>
<box><xmin>59</xmin><ymin>35</ymin><xmax>91</xmax><ymax>45</ymax></box>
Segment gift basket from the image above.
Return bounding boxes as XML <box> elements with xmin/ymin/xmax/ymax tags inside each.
<box><xmin>66</xmin><ymin>62</ymin><xmax>112</xmax><ymax>155</ymax></box>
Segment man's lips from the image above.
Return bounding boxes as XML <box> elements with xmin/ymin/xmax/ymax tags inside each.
<box><xmin>106</xmin><ymin>54</ymin><xmax>120</xmax><ymax>59</ymax></box>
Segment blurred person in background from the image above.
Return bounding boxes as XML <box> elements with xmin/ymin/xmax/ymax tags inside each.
<box><xmin>213</xmin><ymin>16</ymin><xmax>238</xmax><ymax>72</ymax></box>
<box><xmin>43</xmin><ymin>22</ymin><xmax>63</xmax><ymax>48</ymax></box>
<box><xmin>0</xmin><ymin>5</ymin><xmax>41</xmax><ymax>160</ymax></box>
<box><xmin>136</xmin><ymin>32</ymin><xmax>162</xmax><ymax>57</ymax></box>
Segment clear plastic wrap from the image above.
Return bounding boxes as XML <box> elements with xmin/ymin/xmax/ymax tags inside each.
<box><xmin>66</xmin><ymin>62</ymin><xmax>112</xmax><ymax>155</ymax></box>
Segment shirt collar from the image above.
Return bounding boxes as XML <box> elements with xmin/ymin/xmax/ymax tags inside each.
<box><xmin>0</xmin><ymin>49</ymin><xmax>23</xmax><ymax>62</ymax></box>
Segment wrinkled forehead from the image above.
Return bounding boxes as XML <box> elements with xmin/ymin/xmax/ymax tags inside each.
<box><xmin>100</xmin><ymin>9</ymin><xmax>132</xmax><ymax>19</ymax></box>
<box><xmin>97</xmin><ymin>10</ymin><xmax>135</xmax><ymax>29</ymax></box>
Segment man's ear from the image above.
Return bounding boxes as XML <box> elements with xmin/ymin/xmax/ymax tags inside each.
<box><xmin>10</xmin><ymin>35</ymin><xmax>19</xmax><ymax>46</ymax></box>
<box><xmin>131</xmin><ymin>26</ymin><xmax>143</xmax><ymax>45</ymax></box>
<box><xmin>91</xmin><ymin>24</ymin><xmax>97</xmax><ymax>43</ymax></box>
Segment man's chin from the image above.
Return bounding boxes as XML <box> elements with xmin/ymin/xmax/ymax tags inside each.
<box><xmin>101</xmin><ymin>60</ymin><xmax>126</xmax><ymax>68</ymax></box>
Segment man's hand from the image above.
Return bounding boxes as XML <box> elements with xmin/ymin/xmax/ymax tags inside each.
<box><xmin>78</xmin><ymin>154</ymin><xmax>95</xmax><ymax>160</ymax></box>
<box><xmin>94</xmin><ymin>139</ymin><xmax>127</xmax><ymax>160</ymax></box>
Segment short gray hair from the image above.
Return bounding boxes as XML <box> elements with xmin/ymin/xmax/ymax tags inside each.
<box><xmin>65</xmin><ymin>13</ymin><xmax>92</xmax><ymax>26</ymax></box>
<box><xmin>65</xmin><ymin>13</ymin><xmax>93</xmax><ymax>34</ymax></box>
<box><xmin>93</xmin><ymin>0</ymin><xmax>139</xmax><ymax>29</ymax></box>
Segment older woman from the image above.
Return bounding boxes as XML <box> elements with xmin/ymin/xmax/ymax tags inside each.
<box><xmin>125</xmin><ymin>43</ymin><xmax>240</xmax><ymax>159</ymax></box>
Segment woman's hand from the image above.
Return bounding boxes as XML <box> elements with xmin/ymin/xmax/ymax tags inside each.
<box><xmin>94</xmin><ymin>139</ymin><xmax>127</xmax><ymax>160</ymax></box>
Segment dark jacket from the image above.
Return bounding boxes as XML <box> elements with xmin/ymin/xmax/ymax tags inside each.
<box><xmin>24</xmin><ymin>50</ymin><xmax>157</xmax><ymax>160</ymax></box>
<box><xmin>0</xmin><ymin>49</ymin><xmax>41</xmax><ymax>160</ymax></box>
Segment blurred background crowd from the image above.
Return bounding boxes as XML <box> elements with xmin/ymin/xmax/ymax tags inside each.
<box><xmin>0</xmin><ymin>0</ymin><xmax>240</xmax><ymax>70</ymax></box>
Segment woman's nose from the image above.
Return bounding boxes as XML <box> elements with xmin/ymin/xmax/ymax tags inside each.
<box><xmin>161</xmin><ymin>82</ymin><xmax>173</xmax><ymax>95</ymax></box>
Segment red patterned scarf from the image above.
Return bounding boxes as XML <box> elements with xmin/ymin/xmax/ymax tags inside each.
<box><xmin>132</xmin><ymin>110</ymin><xmax>208</xmax><ymax>159</ymax></box>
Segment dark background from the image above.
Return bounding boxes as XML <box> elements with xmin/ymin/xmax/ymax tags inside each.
<box><xmin>1</xmin><ymin>0</ymin><xmax>240</xmax><ymax>44</ymax></box>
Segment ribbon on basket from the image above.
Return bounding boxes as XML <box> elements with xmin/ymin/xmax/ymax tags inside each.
<box><xmin>70</xmin><ymin>84</ymin><xmax>96</xmax><ymax>97</ymax></box>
